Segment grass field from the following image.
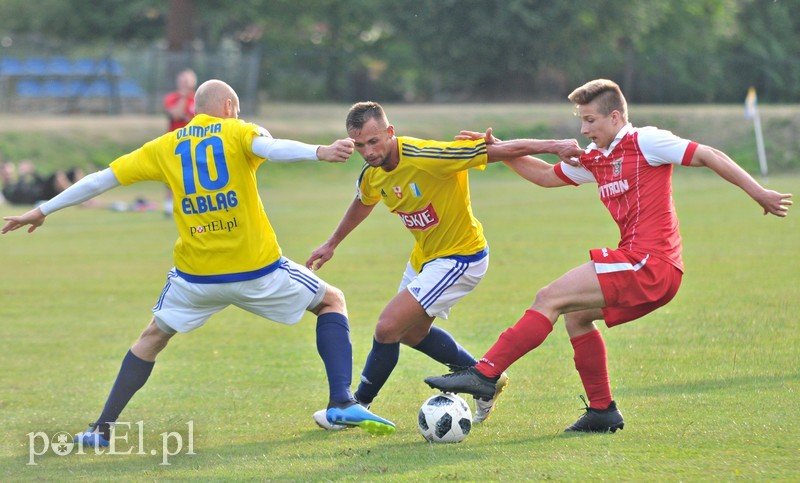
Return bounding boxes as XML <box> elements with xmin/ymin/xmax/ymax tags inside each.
<box><xmin>1</xmin><ymin>101</ymin><xmax>799</xmax><ymax>174</ymax></box>
<box><xmin>1</xmin><ymin>107</ymin><xmax>798</xmax><ymax>480</ymax></box>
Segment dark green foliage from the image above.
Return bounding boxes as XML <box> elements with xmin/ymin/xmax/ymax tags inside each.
<box><xmin>0</xmin><ymin>0</ymin><xmax>798</xmax><ymax>103</ymax></box>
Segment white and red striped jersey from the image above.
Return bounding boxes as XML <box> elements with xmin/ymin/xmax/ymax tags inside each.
<box><xmin>554</xmin><ymin>124</ymin><xmax>698</xmax><ymax>271</ymax></box>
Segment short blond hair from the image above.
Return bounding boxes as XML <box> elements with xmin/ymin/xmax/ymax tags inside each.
<box><xmin>568</xmin><ymin>79</ymin><xmax>628</xmax><ymax>122</ymax></box>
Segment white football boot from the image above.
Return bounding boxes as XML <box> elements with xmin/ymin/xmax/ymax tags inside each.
<box><xmin>473</xmin><ymin>371</ymin><xmax>509</xmax><ymax>423</ymax></box>
<box><xmin>313</xmin><ymin>400</ymin><xmax>372</xmax><ymax>431</ymax></box>
<box><xmin>313</xmin><ymin>408</ymin><xmax>348</xmax><ymax>431</ymax></box>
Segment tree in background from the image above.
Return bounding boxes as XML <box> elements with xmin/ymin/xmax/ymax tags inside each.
<box><xmin>0</xmin><ymin>0</ymin><xmax>798</xmax><ymax>103</ymax></box>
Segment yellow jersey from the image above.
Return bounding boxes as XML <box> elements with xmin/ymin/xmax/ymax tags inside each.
<box><xmin>358</xmin><ymin>136</ymin><xmax>488</xmax><ymax>272</ymax></box>
<box><xmin>110</xmin><ymin>113</ymin><xmax>281</xmax><ymax>282</ymax></box>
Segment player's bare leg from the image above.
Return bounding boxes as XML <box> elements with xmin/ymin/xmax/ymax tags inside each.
<box><xmin>530</xmin><ymin>262</ymin><xmax>606</xmax><ymax>321</ymax></box>
<box><xmin>380</xmin><ymin>289</ymin><xmax>435</xmax><ymax>344</ymax></box>
<box><xmin>354</xmin><ymin>290</ymin><xmax>433</xmax><ymax>406</ymax></box>
<box><xmin>373</xmin><ymin>290</ymin><xmax>507</xmax><ymax>422</ymax></box>
<box><xmin>425</xmin><ymin>262</ymin><xmax>605</xmax><ymax>400</ymax></box>
<box><xmin>131</xmin><ymin>318</ymin><xmax>175</xmax><ymax>361</ymax></box>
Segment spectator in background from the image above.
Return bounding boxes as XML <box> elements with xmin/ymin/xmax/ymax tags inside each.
<box><xmin>164</xmin><ymin>69</ymin><xmax>197</xmax><ymax>132</ymax></box>
<box><xmin>162</xmin><ymin>68</ymin><xmax>197</xmax><ymax>216</ymax></box>
<box><xmin>1</xmin><ymin>160</ymin><xmax>84</xmax><ymax>206</ymax></box>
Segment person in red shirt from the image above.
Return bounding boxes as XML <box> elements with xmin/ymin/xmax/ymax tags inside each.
<box><xmin>162</xmin><ymin>69</ymin><xmax>197</xmax><ymax>215</ymax></box>
<box><xmin>163</xmin><ymin>69</ymin><xmax>197</xmax><ymax>132</ymax></box>
<box><xmin>425</xmin><ymin>78</ymin><xmax>792</xmax><ymax>433</ymax></box>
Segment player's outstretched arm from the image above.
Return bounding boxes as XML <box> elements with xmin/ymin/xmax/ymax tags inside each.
<box><xmin>2</xmin><ymin>207</ymin><xmax>46</xmax><ymax>234</ymax></box>
<box><xmin>457</xmin><ymin>127</ymin><xmax>583</xmax><ymax>165</ymax></box>
<box><xmin>490</xmin><ymin>137</ymin><xmax>583</xmax><ymax>164</ymax></box>
<box><xmin>690</xmin><ymin>144</ymin><xmax>792</xmax><ymax>217</ymax></box>
<box><xmin>316</xmin><ymin>138</ymin><xmax>355</xmax><ymax>163</ymax></box>
<box><xmin>456</xmin><ymin>129</ymin><xmax>570</xmax><ymax>187</ymax></box>
<box><xmin>502</xmin><ymin>156</ymin><xmax>570</xmax><ymax>188</ymax></box>
<box><xmin>252</xmin><ymin>137</ymin><xmax>354</xmax><ymax>163</ymax></box>
<box><xmin>306</xmin><ymin>197</ymin><xmax>376</xmax><ymax>271</ymax></box>
<box><xmin>455</xmin><ymin>128</ymin><xmax>498</xmax><ymax>143</ymax></box>
<box><xmin>2</xmin><ymin>168</ymin><xmax>120</xmax><ymax>235</ymax></box>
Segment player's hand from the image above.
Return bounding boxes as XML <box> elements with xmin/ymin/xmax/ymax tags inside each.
<box><xmin>317</xmin><ymin>138</ymin><xmax>355</xmax><ymax>163</ymax></box>
<box><xmin>555</xmin><ymin>139</ymin><xmax>585</xmax><ymax>166</ymax></box>
<box><xmin>757</xmin><ymin>190</ymin><xmax>793</xmax><ymax>217</ymax></box>
<box><xmin>1</xmin><ymin>207</ymin><xmax>46</xmax><ymax>234</ymax></box>
<box><xmin>306</xmin><ymin>242</ymin><xmax>336</xmax><ymax>271</ymax></box>
<box><xmin>455</xmin><ymin>128</ymin><xmax>498</xmax><ymax>144</ymax></box>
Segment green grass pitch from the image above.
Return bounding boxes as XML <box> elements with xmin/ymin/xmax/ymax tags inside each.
<box><xmin>1</xmin><ymin>160</ymin><xmax>798</xmax><ymax>480</ymax></box>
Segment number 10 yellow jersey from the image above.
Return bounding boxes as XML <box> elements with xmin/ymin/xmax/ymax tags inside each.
<box><xmin>110</xmin><ymin>113</ymin><xmax>281</xmax><ymax>282</ymax></box>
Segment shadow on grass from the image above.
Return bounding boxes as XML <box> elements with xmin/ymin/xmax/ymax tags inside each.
<box><xmin>622</xmin><ymin>372</ymin><xmax>800</xmax><ymax>397</ymax></box>
<box><xmin>5</xmin><ymin>423</ymin><xmax>588</xmax><ymax>480</ymax></box>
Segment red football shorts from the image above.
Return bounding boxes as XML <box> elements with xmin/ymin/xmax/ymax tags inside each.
<box><xmin>590</xmin><ymin>247</ymin><xmax>683</xmax><ymax>327</ymax></box>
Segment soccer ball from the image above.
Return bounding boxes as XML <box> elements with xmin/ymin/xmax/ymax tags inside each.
<box><xmin>418</xmin><ymin>393</ymin><xmax>472</xmax><ymax>443</ymax></box>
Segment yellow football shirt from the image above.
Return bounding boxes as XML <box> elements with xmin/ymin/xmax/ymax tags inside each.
<box><xmin>358</xmin><ymin>137</ymin><xmax>488</xmax><ymax>272</ymax></box>
<box><xmin>110</xmin><ymin>113</ymin><xmax>281</xmax><ymax>282</ymax></box>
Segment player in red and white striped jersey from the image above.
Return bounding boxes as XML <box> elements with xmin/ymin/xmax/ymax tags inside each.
<box><xmin>425</xmin><ymin>78</ymin><xmax>792</xmax><ymax>433</ymax></box>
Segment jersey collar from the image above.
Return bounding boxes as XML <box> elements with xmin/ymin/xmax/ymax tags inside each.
<box><xmin>586</xmin><ymin>123</ymin><xmax>633</xmax><ymax>156</ymax></box>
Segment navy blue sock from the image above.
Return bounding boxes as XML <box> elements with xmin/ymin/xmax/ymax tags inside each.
<box><xmin>316</xmin><ymin>312</ymin><xmax>354</xmax><ymax>406</ymax></box>
<box><xmin>94</xmin><ymin>350</ymin><xmax>154</xmax><ymax>438</ymax></box>
<box><xmin>354</xmin><ymin>338</ymin><xmax>400</xmax><ymax>405</ymax></box>
<box><xmin>412</xmin><ymin>326</ymin><xmax>477</xmax><ymax>370</ymax></box>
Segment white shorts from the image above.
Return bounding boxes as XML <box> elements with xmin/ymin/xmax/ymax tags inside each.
<box><xmin>152</xmin><ymin>257</ymin><xmax>327</xmax><ymax>334</ymax></box>
<box><xmin>399</xmin><ymin>251</ymin><xmax>489</xmax><ymax>319</ymax></box>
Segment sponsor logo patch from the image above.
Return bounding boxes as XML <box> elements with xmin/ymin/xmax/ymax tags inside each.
<box><xmin>190</xmin><ymin>217</ymin><xmax>239</xmax><ymax>236</ymax></box>
<box><xmin>598</xmin><ymin>179</ymin><xmax>629</xmax><ymax>199</ymax></box>
<box><xmin>397</xmin><ymin>203</ymin><xmax>440</xmax><ymax>231</ymax></box>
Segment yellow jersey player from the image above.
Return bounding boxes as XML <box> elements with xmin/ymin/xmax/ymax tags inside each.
<box><xmin>2</xmin><ymin>80</ymin><xmax>397</xmax><ymax>446</ymax></box>
<box><xmin>307</xmin><ymin>101</ymin><xmax>582</xmax><ymax>429</ymax></box>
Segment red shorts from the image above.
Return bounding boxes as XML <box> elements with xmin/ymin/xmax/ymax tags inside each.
<box><xmin>590</xmin><ymin>248</ymin><xmax>683</xmax><ymax>327</ymax></box>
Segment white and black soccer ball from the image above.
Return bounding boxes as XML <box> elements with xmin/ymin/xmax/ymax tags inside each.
<box><xmin>418</xmin><ymin>393</ymin><xmax>472</xmax><ymax>443</ymax></box>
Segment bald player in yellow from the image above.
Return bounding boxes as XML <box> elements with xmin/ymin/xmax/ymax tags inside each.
<box><xmin>2</xmin><ymin>80</ymin><xmax>398</xmax><ymax>445</ymax></box>
<box><xmin>308</xmin><ymin>101</ymin><xmax>582</xmax><ymax>429</ymax></box>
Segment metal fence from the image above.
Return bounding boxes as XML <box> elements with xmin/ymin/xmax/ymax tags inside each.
<box><xmin>0</xmin><ymin>47</ymin><xmax>262</xmax><ymax>116</ymax></box>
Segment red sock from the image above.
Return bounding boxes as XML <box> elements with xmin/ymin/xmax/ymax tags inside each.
<box><xmin>475</xmin><ymin>309</ymin><xmax>553</xmax><ymax>378</ymax></box>
<box><xmin>571</xmin><ymin>330</ymin><xmax>612</xmax><ymax>409</ymax></box>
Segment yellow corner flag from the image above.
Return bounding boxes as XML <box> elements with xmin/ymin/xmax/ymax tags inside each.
<box><xmin>744</xmin><ymin>86</ymin><xmax>757</xmax><ymax>120</ymax></box>
<box><xmin>744</xmin><ymin>86</ymin><xmax>768</xmax><ymax>177</ymax></box>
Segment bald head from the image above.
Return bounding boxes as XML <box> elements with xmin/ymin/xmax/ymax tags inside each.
<box><xmin>195</xmin><ymin>79</ymin><xmax>240</xmax><ymax>118</ymax></box>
